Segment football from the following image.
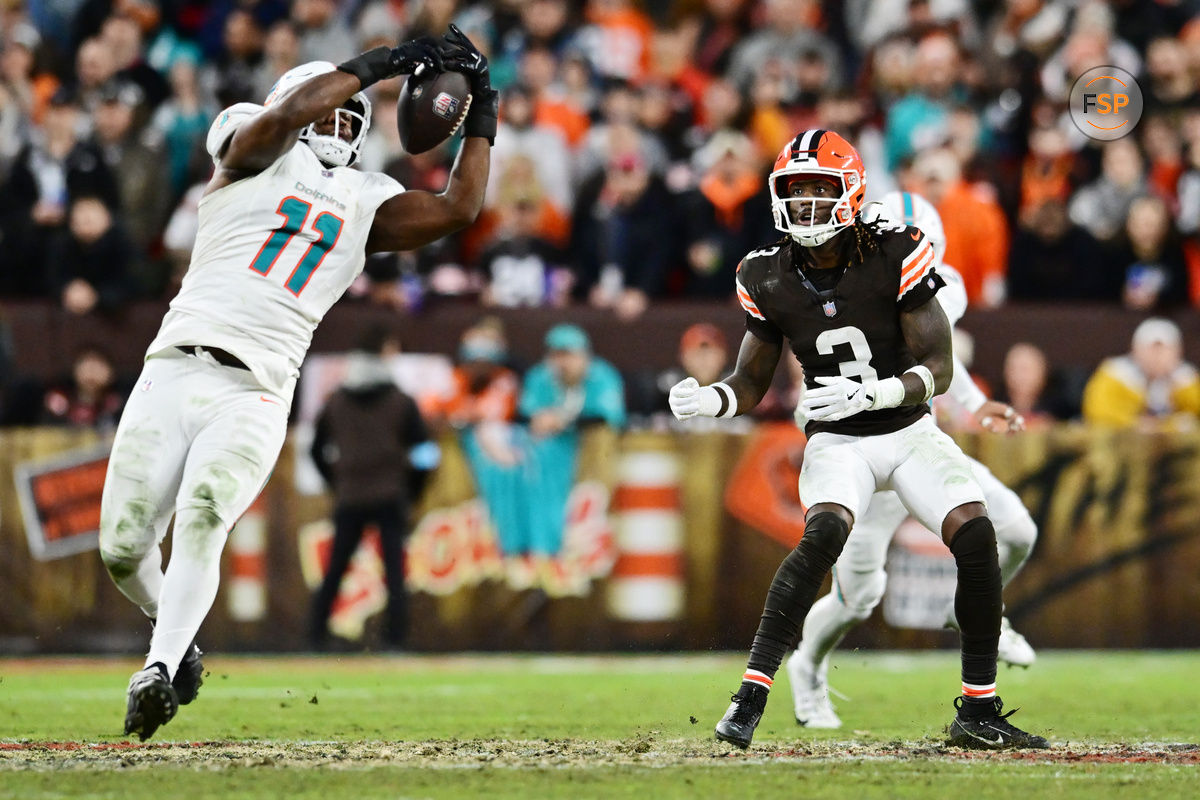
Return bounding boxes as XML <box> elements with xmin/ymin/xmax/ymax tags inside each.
<box><xmin>395</xmin><ymin>66</ymin><xmax>472</xmax><ymax>155</ymax></box>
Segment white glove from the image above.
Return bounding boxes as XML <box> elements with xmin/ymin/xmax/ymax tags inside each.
<box><xmin>669</xmin><ymin>377</ymin><xmax>724</xmax><ymax>420</ymax></box>
<box><xmin>801</xmin><ymin>375</ymin><xmax>904</xmax><ymax>422</ymax></box>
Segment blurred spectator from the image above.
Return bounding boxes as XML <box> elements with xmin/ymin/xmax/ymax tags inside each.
<box><xmin>72</xmin><ymin>36</ymin><xmax>118</xmax><ymax>111</ymax></box>
<box><xmin>679</xmin><ymin>130</ymin><xmax>775</xmax><ymax>297</ymax></box>
<box><xmin>687</xmin><ymin>0</ymin><xmax>752</xmax><ymax>77</ymax></box>
<box><xmin>575</xmin><ymin>83</ymin><xmax>670</xmax><ymax>182</ymax></box>
<box><xmin>440</xmin><ymin>319</ymin><xmax>523</xmax><ymax>467</ymax></box>
<box><xmin>1</xmin><ymin>22</ymin><xmax>59</xmax><ymax>126</ymax></box>
<box><xmin>490</xmin><ymin>83</ymin><xmax>572</xmax><ymax>214</ymax></box>
<box><xmin>149</xmin><ymin>57</ymin><xmax>214</xmax><ymax>197</ymax></box>
<box><xmin>479</xmin><ymin>192</ymin><xmax>570</xmax><ymax>308</ymax></box>
<box><xmin>726</xmin><ymin>0</ymin><xmax>841</xmax><ymax>95</ymax></box>
<box><xmin>577</xmin><ymin>0</ymin><xmax>654</xmax><ymax>83</ymax></box>
<box><xmin>47</xmin><ymin>195</ymin><xmax>138</xmax><ymax>314</ymax></box>
<box><xmin>102</xmin><ymin>13</ymin><xmax>170</xmax><ymax>110</ymax></box>
<box><xmin>571</xmin><ymin>141</ymin><xmax>675</xmax><ymax>319</ymax></box>
<box><xmin>626</xmin><ymin>321</ymin><xmax>730</xmax><ymax>425</ymax></box>
<box><xmin>1069</xmin><ymin>139</ymin><xmax>1146</xmax><ymax>242</ymax></box>
<box><xmin>848</xmin><ymin>0</ymin><xmax>974</xmax><ymax>53</ymax></box>
<box><xmin>1007</xmin><ymin>199</ymin><xmax>1113</xmax><ymax>302</ymax></box>
<box><xmin>510</xmin><ymin>323</ymin><xmax>624</xmax><ymax>556</ymax></box>
<box><xmin>1111</xmin><ymin>196</ymin><xmax>1189</xmax><ymax>311</ymax></box>
<box><xmin>1082</xmin><ymin>318</ymin><xmax>1200</xmax><ymax>429</ymax></box>
<box><xmin>0</xmin><ymin>87</ymin><xmax>117</xmax><ymax>295</ymax></box>
<box><xmin>999</xmin><ymin>342</ymin><xmax>1056</xmax><ymax>427</ymax></box>
<box><xmin>40</xmin><ymin>345</ymin><xmax>124</xmax><ymax>430</ymax></box>
<box><xmin>293</xmin><ymin>0</ymin><xmax>355</xmax><ymax>64</ymax></box>
<box><xmin>200</xmin><ymin>8</ymin><xmax>265</xmax><ymax>107</ymax></box>
<box><xmin>309</xmin><ymin>324</ymin><xmax>438</xmax><ymax>650</ymax></box>
<box><xmin>1019</xmin><ymin>123</ymin><xmax>1075</xmax><ymax>215</ymax></box>
<box><xmin>522</xmin><ymin>324</ymin><xmax>626</xmax><ymax>438</ymax></box>
<box><xmin>986</xmin><ymin>0</ymin><xmax>1070</xmax><ymax>60</ymax></box>
<box><xmin>913</xmin><ymin>147</ymin><xmax>1008</xmax><ymax>307</ymax></box>
<box><xmin>1039</xmin><ymin>2</ymin><xmax>1141</xmax><ymax>104</ymax></box>
<box><xmin>251</xmin><ymin>19</ymin><xmax>302</xmax><ymax>101</ymax></box>
<box><xmin>884</xmin><ymin>32</ymin><xmax>960</xmax><ymax>169</ymax></box>
<box><xmin>91</xmin><ymin>80</ymin><xmax>171</xmax><ymax>270</ymax></box>
<box><xmin>1144</xmin><ymin>35</ymin><xmax>1198</xmax><ymax>118</ymax></box>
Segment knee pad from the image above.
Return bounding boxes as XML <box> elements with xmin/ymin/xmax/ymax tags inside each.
<box><xmin>835</xmin><ymin>568</ymin><xmax>887</xmax><ymax>619</ymax></box>
<box><xmin>948</xmin><ymin>516</ymin><xmax>998</xmax><ymax>564</ymax></box>
<box><xmin>801</xmin><ymin>511</ymin><xmax>851</xmax><ymax>561</ymax></box>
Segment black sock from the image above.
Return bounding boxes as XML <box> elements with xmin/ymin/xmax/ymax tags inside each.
<box><xmin>746</xmin><ymin>512</ymin><xmax>849</xmax><ymax>678</ymax></box>
<box><xmin>949</xmin><ymin>516</ymin><xmax>1002</xmax><ymax>697</ymax></box>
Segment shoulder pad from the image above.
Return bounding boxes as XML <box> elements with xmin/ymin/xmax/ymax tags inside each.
<box><xmin>206</xmin><ymin>103</ymin><xmax>264</xmax><ymax>162</ymax></box>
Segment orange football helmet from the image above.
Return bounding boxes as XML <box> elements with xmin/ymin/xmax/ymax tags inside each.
<box><xmin>769</xmin><ymin>129</ymin><xmax>867</xmax><ymax>246</ymax></box>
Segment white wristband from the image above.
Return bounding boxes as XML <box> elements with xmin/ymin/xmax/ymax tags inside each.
<box><xmin>868</xmin><ymin>377</ymin><xmax>906</xmax><ymax>410</ymax></box>
<box><xmin>904</xmin><ymin>365</ymin><xmax>936</xmax><ymax>403</ymax></box>
<box><xmin>712</xmin><ymin>382</ymin><xmax>738</xmax><ymax>418</ymax></box>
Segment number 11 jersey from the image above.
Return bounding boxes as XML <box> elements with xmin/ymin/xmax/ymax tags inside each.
<box><xmin>735</xmin><ymin>222</ymin><xmax>945</xmax><ymax>437</ymax></box>
<box><xmin>147</xmin><ymin>127</ymin><xmax>404</xmax><ymax>400</ymax></box>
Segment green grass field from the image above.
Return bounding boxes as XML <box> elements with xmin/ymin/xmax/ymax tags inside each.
<box><xmin>2</xmin><ymin>651</ymin><xmax>1198</xmax><ymax>799</ymax></box>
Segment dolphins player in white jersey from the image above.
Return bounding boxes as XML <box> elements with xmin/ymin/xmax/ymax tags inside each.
<box><xmin>785</xmin><ymin>191</ymin><xmax>1039</xmax><ymax>729</ymax></box>
<box><xmin>98</xmin><ymin>26</ymin><xmax>497</xmax><ymax>741</ymax></box>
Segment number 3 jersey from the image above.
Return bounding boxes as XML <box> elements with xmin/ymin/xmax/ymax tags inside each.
<box><xmin>146</xmin><ymin>108</ymin><xmax>404</xmax><ymax>400</ymax></box>
<box><xmin>736</xmin><ymin>222</ymin><xmax>945</xmax><ymax>437</ymax></box>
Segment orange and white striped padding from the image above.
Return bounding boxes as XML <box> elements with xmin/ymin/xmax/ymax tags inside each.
<box><xmin>605</xmin><ymin>451</ymin><xmax>685</xmax><ymax>622</ymax></box>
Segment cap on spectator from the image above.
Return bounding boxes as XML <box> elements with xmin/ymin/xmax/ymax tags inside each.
<box><xmin>98</xmin><ymin>79</ymin><xmax>145</xmax><ymax>107</ymax></box>
<box><xmin>545</xmin><ymin>324</ymin><xmax>590</xmax><ymax>353</ymax></box>
<box><xmin>680</xmin><ymin>323</ymin><xmax>726</xmax><ymax>354</ymax></box>
<box><xmin>49</xmin><ymin>86</ymin><xmax>79</xmax><ymax>108</ymax></box>
<box><xmin>1132</xmin><ymin>318</ymin><xmax>1181</xmax><ymax>349</ymax></box>
<box><xmin>8</xmin><ymin>21</ymin><xmax>41</xmax><ymax>51</ymax></box>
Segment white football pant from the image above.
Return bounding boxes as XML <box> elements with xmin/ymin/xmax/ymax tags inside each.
<box><xmin>98</xmin><ymin>349</ymin><xmax>289</xmax><ymax>678</ymax></box>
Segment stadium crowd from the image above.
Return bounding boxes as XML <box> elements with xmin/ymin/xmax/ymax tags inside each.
<box><xmin>0</xmin><ymin>0</ymin><xmax>1197</xmax><ymax>428</ymax></box>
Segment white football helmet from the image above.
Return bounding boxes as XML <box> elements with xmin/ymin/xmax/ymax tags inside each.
<box><xmin>869</xmin><ymin>190</ymin><xmax>967</xmax><ymax>323</ymax></box>
<box><xmin>264</xmin><ymin>61</ymin><xmax>372</xmax><ymax>167</ymax></box>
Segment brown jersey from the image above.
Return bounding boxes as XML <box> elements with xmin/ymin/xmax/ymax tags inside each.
<box><xmin>735</xmin><ymin>220</ymin><xmax>944</xmax><ymax>437</ymax></box>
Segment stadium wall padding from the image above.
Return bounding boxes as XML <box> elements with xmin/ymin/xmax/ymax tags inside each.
<box><xmin>2</xmin><ymin>426</ymin><xmax>1199</xmax><ymax>653</ymax></box>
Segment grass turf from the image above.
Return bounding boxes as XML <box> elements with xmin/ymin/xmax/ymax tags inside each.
<box><xmin>1</xmin><ymin>651</ymin><xmax>1198</xmax><ymax>799</ymax></box>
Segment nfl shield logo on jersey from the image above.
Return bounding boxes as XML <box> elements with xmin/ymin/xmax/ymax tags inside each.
<box><xmin>822</xmin><ymin>300</ymin><xmax>838</xmax><ymax>318</ymax></box>
<box><xmin>433</xmin><ymin>92</ymin><xmax>460</xmax><ymax>120</ymax></box>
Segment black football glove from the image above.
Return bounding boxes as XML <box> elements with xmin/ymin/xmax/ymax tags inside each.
<box><xmin>337</xmin><ymin>36</ymin><xmax>444</xmax><ymax>89</ymax></box>
<box><xmin>439</xmin><ymin>24</ymin><xmax>498</xmax><ymax>144</ymax></box>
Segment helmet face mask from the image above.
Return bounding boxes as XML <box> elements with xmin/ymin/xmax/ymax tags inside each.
<box><xmin>769</xmin><ymin>130</ymin><xmax>866</xmax><ymax>247</ymax></box>
<box><xmin>265</xmin><ymin>61</ymin><xmax>372</xmax><ymax>168</ymax></box>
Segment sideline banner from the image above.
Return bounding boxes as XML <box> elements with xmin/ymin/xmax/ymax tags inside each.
<box><xmin>14</xmin><ymin>444</ymin><xmax>111</xmax><ymax>561</ymax></box>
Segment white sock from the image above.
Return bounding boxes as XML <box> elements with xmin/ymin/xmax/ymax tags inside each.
<box><xmin>145</xmin><ymin>506</ymin><xmax>228</xmax><ymax>680</ymax></box>
<box><xmin>796</xmin><ymin>591</ymin><xmax>861</xmax><ymax>673</ymax></box>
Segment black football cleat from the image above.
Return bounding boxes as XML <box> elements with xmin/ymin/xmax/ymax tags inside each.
<box><xmin>124</xmin><ymin>663</ymin><xmax>179</xmax><ymax>742</ymax></box>
<box><xmin>173</xmin><ymin>642</ymin><xmax>204</xmax><ymax>705</ymax></box>
<box><xmin>947</xmin><ymin>696</ymin><xmax>1049</xmax><ymax>750</ymax></box>
<box><xmin>714</xmin><ymin>683</ymin><xmax>769</xmax><ymax>749</ymax></box>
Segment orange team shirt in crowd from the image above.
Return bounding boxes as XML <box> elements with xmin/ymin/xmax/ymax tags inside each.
<box><xmin>534</xmin><ymin>96</ymin><xmax>591</xmax><ymax>148</ymax></box>
<box><xmin>936</xmin><ymin>180</ymin><xmax>1010</xmax><ymax>307</ymax></box>
<box><xmin>585</xmin><ymin>4</ymin><xmax>654</xmax><ymax>82</ymax></box>
<box><xmin>440</xmin><ymin>367</ymin><xmax>520</xmax><ymax>427</ymax></box>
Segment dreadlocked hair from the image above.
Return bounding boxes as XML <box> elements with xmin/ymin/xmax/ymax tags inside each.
<box><xmin>850</xmin><ymin>218</ymin><xmax>884</xmax><ymax>266</ymax></box>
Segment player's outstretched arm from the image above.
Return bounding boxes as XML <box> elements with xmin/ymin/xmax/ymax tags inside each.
<box><xmin>364</xmin><ymin>136</ymin><xmax>490</xmax><ymax>253</ymax></box>
<box><xmin>366</xmin><ymin>25</ymin><xmax>497</xmax><ymax>253</ymax></box>
<box><xmin>670</xmin><ymin>332</ymin><xmax>780</xmax><ymax>420</ymax></box>
<box><xmin>212</xmin><ymin>38</ymin><xmax>444</xmax><ymax>190</ymax></box>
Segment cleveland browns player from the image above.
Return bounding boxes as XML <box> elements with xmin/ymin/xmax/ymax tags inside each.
<box><xmin>669</xmin><ymin>130</ymin><xmax>1048</xmax><ymax>750</ymax></box>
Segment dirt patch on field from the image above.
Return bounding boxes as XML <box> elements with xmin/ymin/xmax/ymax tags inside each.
<box><xmin>2</xmin><ymin>739</ymin><xmax>1198</xmax><ymax>771</ymax></box>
